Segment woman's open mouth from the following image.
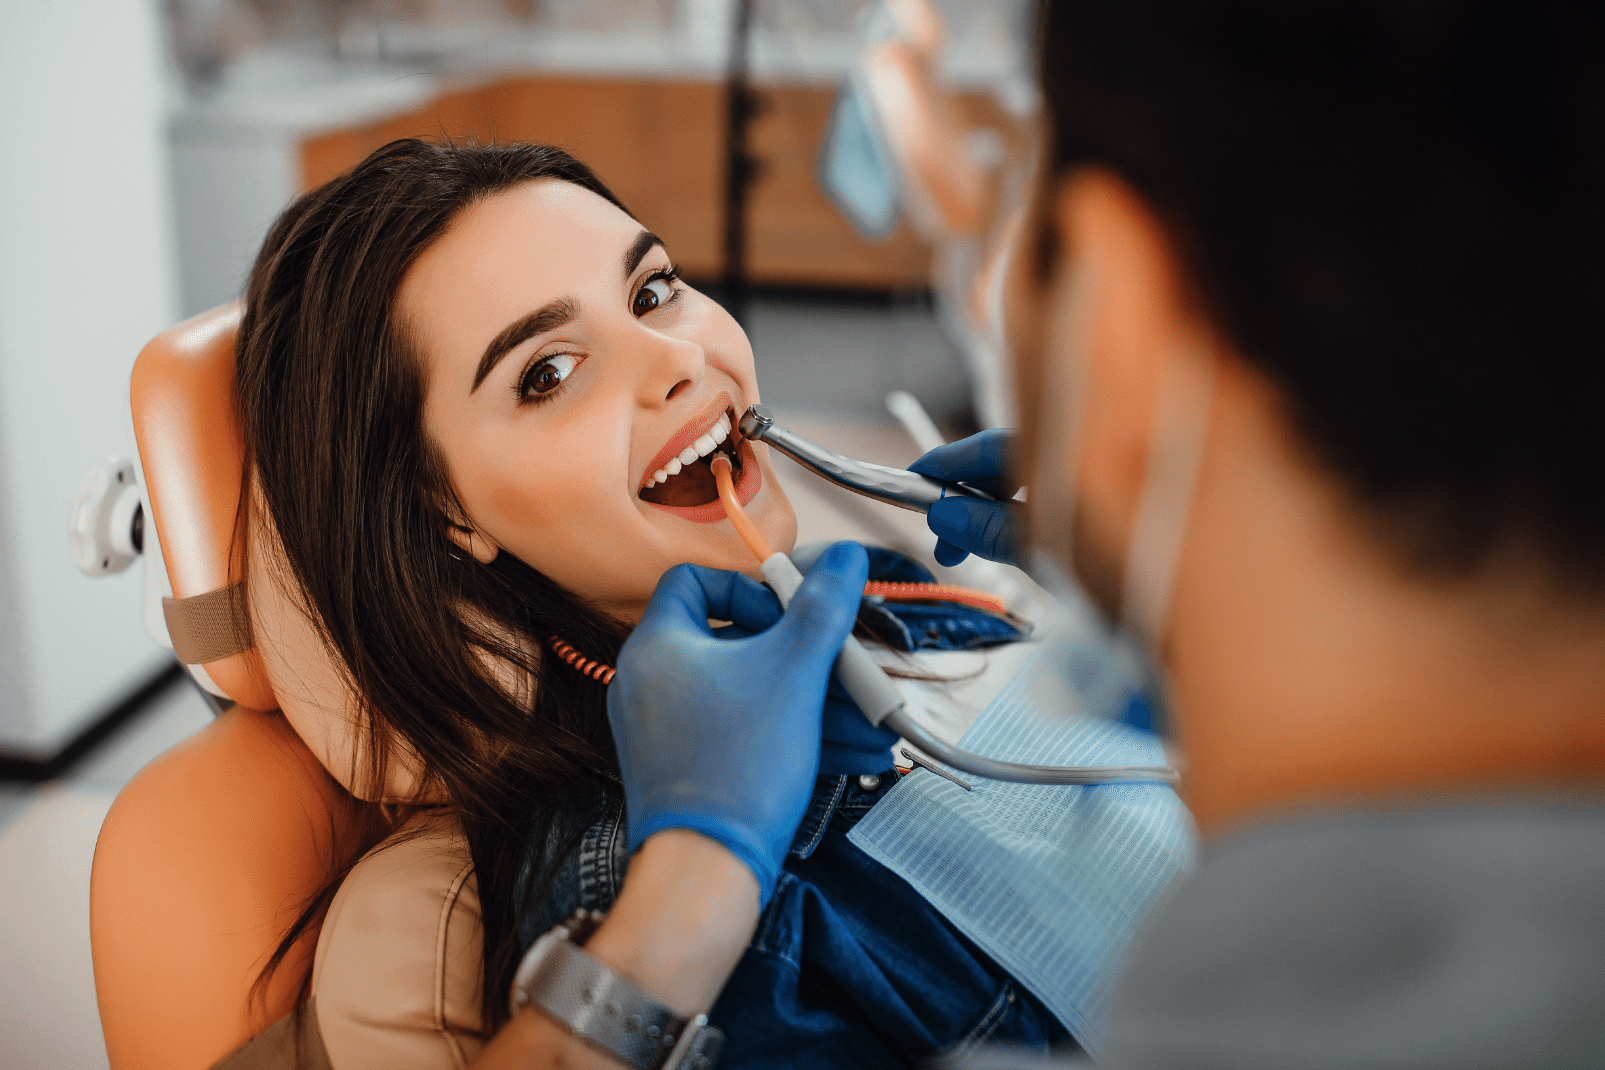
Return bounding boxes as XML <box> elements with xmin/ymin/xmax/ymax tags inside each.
<box><xmin>638</xmin><ymin>402</ymin><xmax>763</xmax><ymax>522</ymax></box>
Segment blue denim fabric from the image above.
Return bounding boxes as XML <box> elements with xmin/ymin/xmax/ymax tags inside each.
<box><xmin>516</xmin><ymin>793</ymin><xmax>631</xmax><ymax>949</ymax></box>
<box><xmin>709</xmin><ymin>772</ymin><xmax>1073</xmax><ymax>1068</ymax></box>
<box><xmin>517</xmin><ymin>775</ymin><xmax>1074</xmax><ymax>1068</ymax></box>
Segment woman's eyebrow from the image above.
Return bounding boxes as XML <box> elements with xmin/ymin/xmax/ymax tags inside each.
<box><xmin>472</xmin><ymin>297</ymin><xmax>580</xmax><ymax>392</ymax></box>
<box><xmin>623</xmin><ymin>229</ymin><xmax>664</xmax><ymax>279</ymax></box>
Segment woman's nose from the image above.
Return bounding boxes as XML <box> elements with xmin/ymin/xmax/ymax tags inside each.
<box><xmin>637</xmin><ymin>331</ymin><xmax>705</xmax><ymax>407</ymax></box>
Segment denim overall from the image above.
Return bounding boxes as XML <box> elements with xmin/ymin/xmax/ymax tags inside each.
<box><xmin>517</xmin><ymin>550</ymin><xmax>1074</xmax><ymax>1067</ymax></box>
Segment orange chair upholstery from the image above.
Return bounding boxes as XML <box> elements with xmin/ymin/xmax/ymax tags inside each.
<box><xmin>93</xmin><ymin>304</ymin><xmax>448</xmax><ymax>1070</ymax></box>
<box><xmin>126</xmin><ymin>303</ymin><xmax>428</xmax><ymax>803</ymax></box>
<box><xmin>130</xmin><ymin>303</ymin><xmax>273</xmax><ymax>710</ymax></box>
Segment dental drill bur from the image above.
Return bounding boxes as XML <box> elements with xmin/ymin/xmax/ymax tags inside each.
<box><xmin>738</xmin><ymin>405</ymin><xmax>996</xmax><ymax>513</ymax></box>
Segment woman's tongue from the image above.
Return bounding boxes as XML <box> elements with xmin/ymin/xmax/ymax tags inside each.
<box><xmin>640</xmin><ymin>455</ymin><xmax>720</xmax><ymax>507</ymax></box>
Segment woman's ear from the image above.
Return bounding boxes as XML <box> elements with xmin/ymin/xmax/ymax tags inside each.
<box><xmin>445</xmin><ymin>520</ymin><xmax>501</xmax><ymax>565</ymax></box>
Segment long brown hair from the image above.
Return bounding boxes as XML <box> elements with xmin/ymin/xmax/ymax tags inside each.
<box><xmin>237</xmin><ymin>139</ymin><xmax>633</xmax><ymax>1028</ymax></box>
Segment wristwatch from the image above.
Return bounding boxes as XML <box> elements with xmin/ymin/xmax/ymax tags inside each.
<box><xmin>510</xmin><ymin>909</ymin><xmax>724</xmax><ymax>1070</ymax></box>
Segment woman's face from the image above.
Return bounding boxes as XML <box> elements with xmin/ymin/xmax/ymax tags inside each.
<box><xmin>404</xmin><ymin>179</ymin><xmax>797</xmax><ymax>621</ymax></box>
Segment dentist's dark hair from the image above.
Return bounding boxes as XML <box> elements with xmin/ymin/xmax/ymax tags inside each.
<box><xmin>1036</xmin><ymin>0</ymin><xmax>1605</xmax><ymax>588</ymax></box>
<box><xmin>236</xmin><ymin>138</ymin><xmax>633</xmax><ymax>1028</ymax></box>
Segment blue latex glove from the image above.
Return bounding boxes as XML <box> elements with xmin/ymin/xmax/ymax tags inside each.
<box><xmin>710</xmin><ymin>579</ymin><xmax>901</xmax><ymax>778</ymax></box>
<box><xmin>908</xmin><ymin>429</ymin><xmax>1024</xmax><ymax>567</ymax></box>
<box><xmin>820</xmin><ymin>673</ymin><xmax>902</xmax><ymax>776</ymax></box>
<box><xmin>608</xmin><ymin>542</ymin><xmax>869</xmax><ymax>905</ymax></box>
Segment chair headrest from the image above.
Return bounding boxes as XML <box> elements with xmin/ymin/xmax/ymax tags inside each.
<box><xmin>132</xmin><ymin>304</ymin><xmax>427</xmax><ymax>802</ymax></box>
<box><xmin>132</xmin><ymin>304</ymin><xmax>270</xmax><ymax>707</ymax></box>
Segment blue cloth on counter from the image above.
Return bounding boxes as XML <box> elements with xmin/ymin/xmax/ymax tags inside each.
<box><xmin>849</xmin><ymin>647</ymin><xmax>1197</xmax><ymax>1055</ymax></box>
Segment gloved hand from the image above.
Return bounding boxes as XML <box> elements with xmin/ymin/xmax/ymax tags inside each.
<box><xmin>608</xmin><ymin>542</ymin><xmax>869</xmax><ymax>905</ymax></box>
<box><xmin>709</xmin><ymin>582</ymin><xmax>902</xmax><ymax>778</ymax></box>
<box><xmin>908</xmin><ymin>429</ymin><xmax>1024</xmax><ymax>567</ymax></box>
<box><xmin>820</xmin><ymin>674</ymin><xmax>901</xmax><ymax>776</ymax></box>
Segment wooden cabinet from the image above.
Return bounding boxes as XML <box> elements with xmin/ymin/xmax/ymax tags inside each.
<box><xmin>299</xmin><ymin>74</ymin><xmax>1004</xmax><ymax>290</ymax></box>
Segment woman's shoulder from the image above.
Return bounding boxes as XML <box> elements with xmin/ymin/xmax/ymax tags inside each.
<box><xmin>311</xmin><ymin>812</ymin><xmax>487</xmax><ymax>1070</ymax></box>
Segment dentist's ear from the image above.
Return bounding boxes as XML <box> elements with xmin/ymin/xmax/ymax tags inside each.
<box><xmin>445</xmin><ymin>520</ymin><xmax>500</xmax><ymax>565</ymax></box>
<box><xmin>1040</xmin><ymin>169</ymin><xmax>1212</xmax><ymax>607</ymax></box>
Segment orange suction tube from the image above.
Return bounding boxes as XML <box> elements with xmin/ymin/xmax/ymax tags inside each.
<box><xmin>711</xmin><ymin>454</ymin><xmax>773</xmax><ymax>564</ymax></box>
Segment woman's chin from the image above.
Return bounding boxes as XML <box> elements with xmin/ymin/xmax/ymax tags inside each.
<box><xmin>690</xmin><ymin>539</ymin><xmax>772</xmax><ymax>577</ymax></box>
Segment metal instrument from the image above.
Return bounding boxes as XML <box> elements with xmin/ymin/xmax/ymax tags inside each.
<box><xmin>738</xmin><ymin>404</ymin><xmax>995</xmax><ymax>512</ymax></box>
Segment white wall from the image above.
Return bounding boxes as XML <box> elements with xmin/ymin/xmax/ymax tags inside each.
<box><xmin>0</xmin><ymin>0</ymin><xmax>179</xmax><ymax>755</ymax></box>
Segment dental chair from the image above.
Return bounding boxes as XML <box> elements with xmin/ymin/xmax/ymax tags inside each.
<box><xmin>92</xmin><ymin>305</ymin><xmax>488</xmax><ymax>1070</ymax></box>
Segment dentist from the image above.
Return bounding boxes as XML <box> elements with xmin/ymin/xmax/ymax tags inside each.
<box><xmin>480</xmin><ymin>1</ymin><xmax>1605</xmax><ymax>1067</ymax></box>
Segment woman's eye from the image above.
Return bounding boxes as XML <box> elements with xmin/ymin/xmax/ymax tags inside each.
<box><xmin>633</xmin><ymin>276</ymin><xmax>675</xmax><ymax>316</ymax></box>
<box><xmin>521</xmin><ymin>353</ymin><xmax>578</xmax><ymax>398</ymax></box>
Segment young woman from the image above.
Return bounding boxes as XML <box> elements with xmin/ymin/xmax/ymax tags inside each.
<box><xmin>237</xmin><ymin>138</ymin><xmax>1066</xmax><ymax>1067</ymax></box>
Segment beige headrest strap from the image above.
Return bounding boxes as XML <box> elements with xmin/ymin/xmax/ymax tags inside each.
<box><xmin>163</xmin><ymin>582</ymin><xmax>253</xmax><ymax>665</ymax></box>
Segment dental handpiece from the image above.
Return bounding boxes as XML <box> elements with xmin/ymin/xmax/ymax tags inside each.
<box><xmin>738</xmin><ymin>405</ymin><xmax>995</xmax><ymax>512</ymax></box>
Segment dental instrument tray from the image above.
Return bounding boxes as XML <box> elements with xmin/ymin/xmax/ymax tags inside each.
<box><xmin>738</xmin><ymin>405</ymin><xmax>995</xmax><ymax>512</ymax></box>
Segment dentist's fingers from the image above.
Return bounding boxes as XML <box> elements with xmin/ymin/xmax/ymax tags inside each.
<box><xmin>927</xmin><ymin>495</ymin><xmax>1024</xmax><ymax>567</ymax></box>
<box><xmin>644</xmin><ymin>563</ymin><xmax>782</xmax><ymax>637</ymax></box>
<box><xmin>908</xmin><ymin>429</ymin><xmax>1019</xmax><ymax>498</ymax></box>
<box><xmin>934</xmin><ymin>537</ymin><xmax>972</xmax><ymax>568</ymax></box>
<box><xmin>637</xmin><ymin>563</ymin><xmax>724</xmax><ymax>637</ymax></box>
<box><xmin>713</xmin><ymin>574</ymin><xmax>785</xmax><ymax>636</ymax></box>
<box><xmin>770</xmin><ymin>542</ymin><xmax>869</xmax><ymax>658</ymax></box>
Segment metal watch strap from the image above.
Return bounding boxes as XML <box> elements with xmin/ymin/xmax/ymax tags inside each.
<box><xmin>511</xmin><ymin>910</ymin><xmax>723</xmax><ymax>1070</ymax></box>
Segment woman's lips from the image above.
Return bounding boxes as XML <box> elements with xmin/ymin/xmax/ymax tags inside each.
<box><xmin>642</xmin><ymin>439</ymin><xmax>763</xmax><ymax>524</ymax></box>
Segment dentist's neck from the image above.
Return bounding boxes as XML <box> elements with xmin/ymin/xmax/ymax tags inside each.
<box><xmin>1166</xmin><ymin>361</ymin><xmax>1605</xmax><ymax>838</ymax></box>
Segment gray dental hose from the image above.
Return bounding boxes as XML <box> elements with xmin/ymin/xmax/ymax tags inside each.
<box><xmin>739</xmin><ymin>405</ymin><xmax>1179</xmax><ymax>788</ymax></box>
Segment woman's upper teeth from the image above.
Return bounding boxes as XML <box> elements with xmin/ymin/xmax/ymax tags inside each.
<box><xmin>644</xmin><ymin>413</ymin><xmax>734</xmax><ymax>489</ymax></box>
<box><xmin>683</xmin><ymin>416</ymin><xmax>731</xmax><ymax>463</ymax></box>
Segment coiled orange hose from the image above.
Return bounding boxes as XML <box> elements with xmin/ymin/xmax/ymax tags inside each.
<box><xmin>864</xmin><ymin>581</ymin><xmax>1007</xmax><ymax>615</ymax></box>
<box><xmin>547</xmin><ymin>635</ymin><xmax>616</xmax><ymax>685</ymax></box>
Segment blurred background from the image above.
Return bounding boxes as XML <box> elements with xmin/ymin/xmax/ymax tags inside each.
<box><xmin>0</xmin><ymin>1</ymin><xmax>1035</xmax><ymax>1065</ymax></box>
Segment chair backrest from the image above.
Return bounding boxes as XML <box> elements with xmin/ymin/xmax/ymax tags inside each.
<box><xmin>131</xmin><ymin>303</ymin><xmax>426</xmax><ymax>802</ymax></box>
<box><xmin>95</xmin><ymin>305</ymin><xmax>457</xmax><ymax>1070</ymax></box>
